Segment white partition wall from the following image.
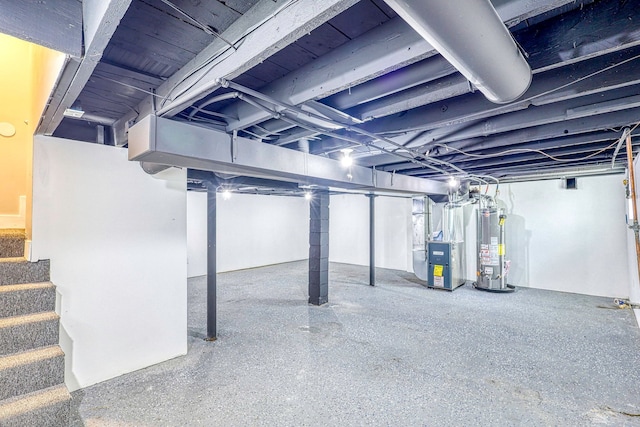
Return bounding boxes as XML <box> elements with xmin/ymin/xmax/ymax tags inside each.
<box><xmin>188</xmin><ymin>192</ymin><xmax>412</xmax><ymax>276</ymax></box>
<box><xmin>329</xmin><ymin>194</ymin><xmax>413</xmax><ymax>272</ymax></box>
<box><xmin>187</xmin><ymin>191</ymin><xmax>308</xmax><ymax>277</ymax></box>
<box><xmin>328</xmin><ymin>194</ymin><xmax>369</xmax><ymax>267</ymax></box>
<box><xmin>31</xmin><ymin>136</ymin><xmax>188</xmax><ymax>391</ymax></box>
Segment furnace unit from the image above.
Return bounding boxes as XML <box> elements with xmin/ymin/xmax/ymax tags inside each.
<box><xmin>427</xmin><ymin>241</ymin><xmax>465</xmax><ymax>291</ymax></box>
<box><xmin>426</xmin><ymin>202</ymin><xmax>466</xmax><ymax>291</ymax></box>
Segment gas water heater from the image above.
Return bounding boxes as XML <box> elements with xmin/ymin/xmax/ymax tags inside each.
<box><xmin>474</xmin><ymin>202</ymin><xmax>514</xmax><ymax>292</ymax></box>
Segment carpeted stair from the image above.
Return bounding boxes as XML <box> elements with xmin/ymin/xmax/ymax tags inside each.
<box><xmin>0</xmin><ymin>229</ymin><xmax>70</xmax><ymax>427</ymax></box>
<box><xmin>0</xmin><ymin>230</ymin><xmax>25</xmax><ymax>259</ymax></box>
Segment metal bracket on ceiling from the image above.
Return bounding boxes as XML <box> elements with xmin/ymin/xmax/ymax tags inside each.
<box><xmin>231</xmin><ymin>130</ymin><xmax>238</xmax><ymax>162</ymax></box>
<box><xmin>467</xmin><ymin>80</ymin><xmax>476</xmax><ymax>94</ymax></box>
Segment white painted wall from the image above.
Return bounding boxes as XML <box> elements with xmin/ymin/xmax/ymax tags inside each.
<box><xmin>191</xmin><ymin>174</ymin><xmax>628</xmax><ymax>299</ymax></box>
<box><xmin>328</xmin><ymin>194</ymin><xmax>368</xmax><ymax>267</ymax></box>
<box><xmin>187</xmin><ymin>191</ymin><xmax>308</xmax><ymax>276</ymax></box>
<box><xmin>329</xmin><ymin>194</ymin><xmax>412</xmax><ymax>271</ymax></box>
<box><xmin>188</xmin><ymin>192</ymin><xmax>412</xmax><ymax>276</ymax></box>
<box><xmin>0</xmin><ymin>195</ymin><xmax>25</xmax><ymax>228</ymax></box>
<box><xmin>467</xmin><ymin>175</ymin><xmax>629</xmax><ymax>298</ymax></box>
<box><xmin>329</xmin><ymin>176</ymin><xmax>629</xmax><ymax>298</ymax></box>
<box><xmin>31</xmin><ymin>136</ymin><xmax>187</xmax><ymax>391</ymax></box>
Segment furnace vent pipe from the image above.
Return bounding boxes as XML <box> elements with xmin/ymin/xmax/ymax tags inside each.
<box><xmin>382</xmin><ymin>0</ymin><xmax>532</xmax><ymax>104</ymax></box>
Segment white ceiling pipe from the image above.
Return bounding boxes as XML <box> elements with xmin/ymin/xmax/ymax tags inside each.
<box><xmin>383</xmin><ymin>0</ymin><xmax>532</xmax><ymax>104</ymax></box>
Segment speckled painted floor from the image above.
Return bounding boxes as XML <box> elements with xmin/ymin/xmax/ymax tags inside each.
<box><xmin>70</xmin><ymin>261</ymin><xmax>640</xmax><ymax>426</ymax></box>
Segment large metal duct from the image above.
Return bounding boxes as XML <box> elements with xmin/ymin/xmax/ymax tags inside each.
<box><xmin>383</xmin><ymin>0</ymin><xmax>532</xmax><ymax>104</ymax></box>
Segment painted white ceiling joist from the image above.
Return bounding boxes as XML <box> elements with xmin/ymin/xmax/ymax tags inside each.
<box><xmin>0</xmin><ymin>0</ymin><xmax>82</xmax><ymax>57</ymax></box>
<box><xmin>214</xmin><ymin>0</ymin><xmax>575</xmax><ymax>133</ymax></box>
<box><xmin>37</xmin><ymin>0</ymin><xmax>132</xmax><ymax>136</ymax></box>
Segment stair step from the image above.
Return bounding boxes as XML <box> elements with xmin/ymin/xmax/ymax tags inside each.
<box><xmin>0</xmin><ymin>346</ymin><xmax>65</xmax><ymax>401</ymax></box>
<box><xmin>0</xmin><ymin>312</ymin><xmax>59</xmax><ymax>356</ymax></box>
<box><xmin>0</xmin><ymin>258</ymin><xmax>49</xmax><ymax>286</ymax></box>
<box><xmin>0</xmin><ymin>384</ymin><xmax>70</xmax><ymax>427</ymax></box>
<box><xmin>0</xmin><ymin>282</ymin><xmax>56</xmax><ymax>317</ymax></box>
<box><xmin>0</xmin><ymin>229</ymin><xmax>25</xmax><ymax>259</ymax></box>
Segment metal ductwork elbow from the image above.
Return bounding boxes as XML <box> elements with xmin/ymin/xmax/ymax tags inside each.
<box><xmin>383</xmin><ymin>0</ymin><xmax>532</xmax><ymax>104</ymax></box>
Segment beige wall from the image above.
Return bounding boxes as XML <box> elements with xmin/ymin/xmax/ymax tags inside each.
<box><xmin>0</xmin><ymin>33</ymin><xmax>64</xmax><ymax>237</ymax></box>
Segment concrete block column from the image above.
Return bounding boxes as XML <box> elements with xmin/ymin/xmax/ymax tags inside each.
<box><xmin>309</xmin><ymin>189</ymin><xmax>329</xmax><ymax>305</ymax></box>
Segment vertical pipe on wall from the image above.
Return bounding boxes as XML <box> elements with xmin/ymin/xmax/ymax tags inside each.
<box><xmin>368</xmin><ymin>194</ymin><xmax>376</xmax><ymax>286</ymax></box>
<box><xmin>498</xmin><ymin>214</ymin><xmax>506</xmax><ymax>289</ymax></box>
<box><xmin>625</xmin><ymin>133</ymin><xmax>640</xmax><ymax>298</ymax></box>
<box><xmin>206</xmin><ymin>182</ymin><xmax>217</xmax><ymax>341</ymax></box>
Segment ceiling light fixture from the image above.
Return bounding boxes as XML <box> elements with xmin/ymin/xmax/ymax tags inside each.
<box><xmin>304</xmin><ymin>192</ymin><xmax>312</xmax><ymax>200</ymax></box>
<box><xmin>221</xmin><ymin>189</ymin><xmax>232</xmax><ymax>200</ymax></box>
<box><xmin>340</xmin><ymin>148</ymin><xmax>354</xmax><ymax>167</ymax></box>
<box><xmin>63</xmin><ymin>101</ymin><xmax>84</xmax><ymax>118</ymax></box>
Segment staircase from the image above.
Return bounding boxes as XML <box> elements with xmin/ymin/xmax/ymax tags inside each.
<box><xmin>0</xmin><ymin>229</ymin><xmax>70</xmax><ymax>427</ymax></box>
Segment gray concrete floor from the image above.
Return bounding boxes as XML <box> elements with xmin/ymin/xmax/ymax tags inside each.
<box><xmin>71</xmin><ymin>261</ymin><xmax>640</xmax><ymax>426</ymax></box>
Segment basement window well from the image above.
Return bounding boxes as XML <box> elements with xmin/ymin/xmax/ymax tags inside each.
<box><xmin>564</xmin><ymin>177</ymin><xmax>578</xmax><ymax>189</ymax></box>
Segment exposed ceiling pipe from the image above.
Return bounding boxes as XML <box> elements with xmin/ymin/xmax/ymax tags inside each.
<box><xmin>382</xmin><ymin>0</ymin><xmax>532</xmax><ymax>104</ymax></box>
<box><xmin>468</xmin><ymin>166</ymin><xmax>626</xmax><ymax>183</ymax></box>
<box><xmin>62</xmin><ymin>112</ymin><xmax>116</xmax><ymax>126</ymax></box>
<box><xmin>221</xmin><ymin>81</ymin><xmax>460</xmax><ymax>176</ymax></box>
<box><xmin>187</xmin><ymin>92</ymin><xmax>239</xmax><ymax>120</ymax></box>
<box><xmin>611</xmin><ymin>128</ymin><xmax>630</xmax><ymax>168</ymax></box>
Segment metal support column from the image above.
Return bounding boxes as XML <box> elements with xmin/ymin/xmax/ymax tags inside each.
<box><xmin>309</xmin><ymin>189</ymin><xmax>329</xmax><ymax>305</ymax></box>
<box><xmin>206</xmin><ymin>182</ymin><xmax>217</xmax><ymax>340</ymax></box>
<box><xmin>368</xmin><ymin>194</ymin><xmax>376</xmax><ymax>286</ymax></box>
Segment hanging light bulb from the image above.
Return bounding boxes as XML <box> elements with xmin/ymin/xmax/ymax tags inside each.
<box><xmin>340</xmin><ymin>148</ymin><xmax>354</xmax><ymax>167</ymax></box>
<box><xmin>221</xmin><ymin>189</ymin><xmax>232</xmax><ymax>200</ymax></box>
<box><xmin>304</xmin><ymin>192</ymin><xmax>312</xmax><ymax>200</ymax></box>
<box><xmin>448</xmin><ymin>177</ymin><xmax>459</xmax><ymax>188</ymax></box>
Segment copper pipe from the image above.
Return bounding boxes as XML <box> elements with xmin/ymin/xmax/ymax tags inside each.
<box><xmin>625</xmin><ymin>131</ymin><xmax>640</xmax><ymax>288</ymax></box>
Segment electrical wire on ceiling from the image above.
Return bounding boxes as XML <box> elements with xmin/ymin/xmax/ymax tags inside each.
<box><xmin>434</xmin><ymin>139</ymin><xmax>620</xmax><ymax>162</ymax></box>
<box><xmin>158</xmin><ymin>0</ymin><xmax>301</xmax><ymax>111</ymax></box>
<box><xmin>157</xmin><ymin>17</ymin><xmax>640</xmax><ymax>187</ymax></box>
<box><xmin>174</xmin><ymin>76</ymin><xmax>492</xmax><ymax>185</ymax></box>
<box><xmin>148</xmin><ymin>1</ymin><xmax>640</xmax><ymax>189</ymax></box>
<box><xmin>376</xmin><ymin>51</ymin><xmax>640</xmax><ymax>143</ymax></box>
<box><xmin>237</xmin><ymin>88</ymin><xmax>494</xmax><ymax>186</ymax></box>
<box><xmin>522</xmin><ymin>52</ymin><xmax>640</xmax><ymax>105</ymax></box>
<box><xmin>93</xmin><ymin>75</ymin><xmax>170</xmax><ymax>100</ymax></box>
<box><xmin>233</xmin><ymin>91</ymin><xmax>455</xmax><ymax>176</ymax></box>
<box><xmin>155</xmin><ymin>5</ymin><xmax>640</xmax><ymax>134</ymax></box>
<box><xmin>431</xmin><ymin>120</ymin><xmax>640</xmax><ymax>163</ymax></box>
<box><xmin>158</xmin><ymin>0</ymin><xmax>237</xmax><ymax>49</ymax></box>
<box><xmin>218</xmin><ymin>78</ymin><xmax>472</xmax><ymax>176</ymax></box>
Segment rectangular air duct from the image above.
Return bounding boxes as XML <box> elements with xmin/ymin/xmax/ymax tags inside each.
<box><xmin>128</xmin><ymin>115</ymin><xmax>448</xmax><ymax>195</ymax></box>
